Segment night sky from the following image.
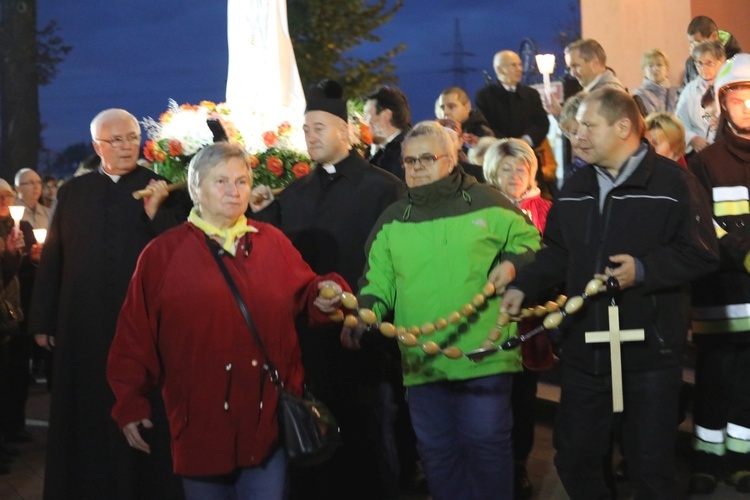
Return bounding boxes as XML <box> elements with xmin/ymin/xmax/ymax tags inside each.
<box><xmin>37</xmin><ymin>0</ymin><xmax>579</xmax><ymax>154</ymax></box>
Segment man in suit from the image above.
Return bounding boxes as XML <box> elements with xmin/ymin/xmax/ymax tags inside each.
<box><xmin>364</xmin><ymin>86</ymin><xmax>412</xmax><ymax>182</ymax></box>
<box><xmin>476</xmin><ymin>50</ymin><xmax>549</xmax><ymax>149</ymax></box>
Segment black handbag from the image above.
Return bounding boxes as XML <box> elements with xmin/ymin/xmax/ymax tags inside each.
<box><xmin>208</xmin><ymin>238</ymin><xmax>341</xmax><ymax>466</ymax></box>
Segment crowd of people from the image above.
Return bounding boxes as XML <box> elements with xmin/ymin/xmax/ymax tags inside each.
<box><xmin>0</xmin><ymin>12</ymin><xmax>749</xmax><ymax>500</ymax></box>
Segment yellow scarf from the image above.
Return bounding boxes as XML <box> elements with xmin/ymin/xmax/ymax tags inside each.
<box><xmin>188</xmin><ymin>207</ymin><xmax>257</xmax><ymax>256</ymax></box>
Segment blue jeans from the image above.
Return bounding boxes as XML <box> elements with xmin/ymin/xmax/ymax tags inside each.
<box><xmin>181</xmin><ymin>447</ymin><xmax>288</xmax><ymax>500</ymax></box>
<box><xmin>407</xmin><ymin>373</ymin><xmax>514</xmax><ymax>500</ymax></box>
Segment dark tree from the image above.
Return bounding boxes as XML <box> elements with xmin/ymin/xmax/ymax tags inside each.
<box><xmin>288</xmin><ymin>0</ymin><xmax>405</xmax><ymax>98</ymax></box>
<box><xmin>0</xmin><ymin>0</ymin><xmax>70</xmax><ymax>180</ymax></box>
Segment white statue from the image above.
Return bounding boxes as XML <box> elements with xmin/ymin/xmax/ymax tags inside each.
<box><xmin>226</xmin><ymin>0</ymin><xmax>307</xmax><ymax>151</ymax></box>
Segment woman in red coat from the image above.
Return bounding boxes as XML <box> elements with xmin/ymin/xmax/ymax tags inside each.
<box><xmin>107</xmin><ymin>143</ymin><xmax>348</xmax><ymax>500</ymax></box>
<box><xmin>483</xmin><ymin>137</ymin><xmax>552</xmax><ymax>498</ymax></box>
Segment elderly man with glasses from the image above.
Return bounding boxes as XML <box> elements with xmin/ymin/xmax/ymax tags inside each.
<box><xmin>14</xmin><ymin>169</ymin><xmax>49</xmax><ymax>230</ymax></box>
<box><xmin>29</xmin><ymin>108</ymin><xmax>190</xmax><ymax>499</ymax></box>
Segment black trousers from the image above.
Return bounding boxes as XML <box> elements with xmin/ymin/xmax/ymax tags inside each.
<box><xmin>554</xmin><ymin>363</ymin><xmax>682</xmax><ymax>500</ymax></box>
<box><xmin>693</xmin><ymin>338</ymin><xmax>750</xmax><ymax>475</ymax></box>
<box><xmin>0</xmin><ymin>333</ymin><xmax>32</xmax><ymax>435</ymax></box>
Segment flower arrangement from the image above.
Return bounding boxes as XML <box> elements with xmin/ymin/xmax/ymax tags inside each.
<box><xmin>347</xmin><ymin>99</ymin><xmax>373</xmax><ymax>158</ymax></box>
<box><xmin>141</xmin><ymin>100</ymin><xmax>311</xmax><ymax>190</ymax></box>
<box><xmin>250</xmin><ymin>121</ymin><xmax>311</xmax><ymax>190</ymax></box>
<box><xmin>142</xmin><ymin>100</ymin><xmax>244</xmax><ymax>183</ymax></box>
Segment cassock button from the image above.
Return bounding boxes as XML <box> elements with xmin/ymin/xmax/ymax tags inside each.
<box><xmin>251</xmin><ymin>359</ymin><xmax>258</xmax><ymax>367</ymax></box>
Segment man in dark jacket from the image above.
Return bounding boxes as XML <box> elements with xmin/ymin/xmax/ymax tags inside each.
<box><xmin>251</xmin><ymin>80</ymin><xmax>406</xmax><ymax>499</ymax></box>
<box><xmin>476</xmin><ymin>50</ymin><xmax>549</xmax><ymax>147</ymax></box>
<box><xmin>29</xmin><ymin>109</ymin><xmax>188</xmax><ymax>499</ymax></box>
<box><xmin>682</xmin><ymin>15</ymin><xmax>742</xmax><ymax>91</ymax></box>
<box><xmin>502</xmin><ymin>88</ymin><xmax>719</xmax><ymax>499</ymax></box>
<box><xmin>364</xmin><ymin>86</ymin><xmax>412</xmax><ymax>182</ymax></box>
<box><xmin>437</xmin><ymin>86</ymin><xmax>494</xmax><ymax>142</ymax></box>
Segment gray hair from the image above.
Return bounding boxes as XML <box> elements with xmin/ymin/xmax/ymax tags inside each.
<box><xmin>483</xmin><ymin>138</ymin><xmax>538</xmax><ymax>191</ymax></box>
<box><xmin>188</xmin><ymin>142</ymin><xmax>251</xmax><ymax>205</ymax></box>
<box><xmin>691</xmin><ymin>41</ymin><xmax>725</xmax><ymax>61</ymax></box>
<box><xmin>402</xmin><ymin>121</ymin><xmax>458</xmax><ymax>167</ymax></box>
<box><xmin>14</xmin><ymin>167</ymin><xmax>36</xmax><ymax>186</ymax></box>
<box><xmin>89</xmin><ymin>108</ymin><xmax>138</xmax><ymax>140</ymax></box>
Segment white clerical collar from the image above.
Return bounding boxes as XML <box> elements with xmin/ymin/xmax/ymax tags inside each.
<box><xmin>322</xmin><ymin>164</ymin><xmax>336</xmax><ymax>174</ymax></box>
<box><xmin>501</xmin><ymin>83</ymin><xmax>517</xmax><ymax>93</ymax></box>
<box><xmin>100</xmin><ymin>167</ymin><xmax>121</xmax><ymax>183</ymax></box>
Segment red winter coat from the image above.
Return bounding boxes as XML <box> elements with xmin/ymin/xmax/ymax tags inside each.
<box><xmin>107</xmin><ymin>222</ymin><xmax>349</xmax><ymax>476</ymax></box>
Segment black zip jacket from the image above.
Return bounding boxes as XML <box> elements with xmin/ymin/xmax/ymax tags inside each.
<box><xmin>513</xmin><ymin>147</ymin><xmax>718</xmax><ymax>374</ymax></box>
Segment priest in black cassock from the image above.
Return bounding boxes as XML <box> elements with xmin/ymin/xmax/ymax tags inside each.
<box><xmin>250</xmin><ymin>80</ymin><xmax>406</xmax><ymax>499</ymax></box>
<box><xmin>29</xmin><ymin>109</ymin><xmax>190</xmax><ymax>500</ymax></box>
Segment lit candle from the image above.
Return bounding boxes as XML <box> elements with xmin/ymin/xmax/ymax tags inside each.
<box><xmin>535</xmin><ymin>54</ymin><xmax>556</xmax><ymax>100</ymax></box>
<box><xmin>32</xmin><ymin>228</ymin><xmax>47</xmax><ymax>244</ymax></box>
<box><xmin>9</xmin><ymin>205</ymin><xmax>24</xmax><ymax>231</ymax></box>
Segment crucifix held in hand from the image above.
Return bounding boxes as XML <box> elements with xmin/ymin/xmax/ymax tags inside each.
<box><xmin>585</xmin><ymin>305</ymin><xmax>645</xmax><ymax>412</ymax></box>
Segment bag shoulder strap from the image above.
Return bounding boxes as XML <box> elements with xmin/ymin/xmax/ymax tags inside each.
<box><xmin>206</xmin><ymin>235</ymin><xmax>282</xmax><ymax>387</ymax></box>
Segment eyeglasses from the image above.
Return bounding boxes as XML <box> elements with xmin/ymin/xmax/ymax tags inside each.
<box><xmin>19</xmin><ymin>180</ymin><xmax>42</xmax><ymax>187</ymax></box>
<box><xmin>702</xmin><ymin>112</ymin><xmax>717</xmax><ymax>124</ymax></box>
<box><xmin>95</xmin><ymin>133</ymin><xmax>141</xmax><ymax>148</ymax></box>
<box><xmin>693</xmin><ymin>59</ymin><xmax>718</xmax><ymax>69</ymax></box>
<box><xmin>402</xmin><ymin>153</ymin><xmax>449</xmax><ymax>168</ymax></box>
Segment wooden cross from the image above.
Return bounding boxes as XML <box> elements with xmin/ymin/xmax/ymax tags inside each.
<box><xmin>584</xmin><ymin>305</ymin><xmax>645</xmax><ymax>412</ymax></box>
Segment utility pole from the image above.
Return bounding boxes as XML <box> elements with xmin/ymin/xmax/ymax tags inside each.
<box><xmin>441</xmin><ymin>18</ymin><xmax>477</xmax><ymax>89</ymax></box>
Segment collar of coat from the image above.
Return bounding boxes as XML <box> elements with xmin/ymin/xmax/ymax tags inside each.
<box><xmin>564</xmin><ymin>141</ymin><xmax>661</xmax><ymax>195</ymax></box>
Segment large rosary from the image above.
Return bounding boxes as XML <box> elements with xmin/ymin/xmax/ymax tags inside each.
<box><xmin>322</xmin><ymin>275</ymin><xmax>644</xmax><ymax>413</ymax></box>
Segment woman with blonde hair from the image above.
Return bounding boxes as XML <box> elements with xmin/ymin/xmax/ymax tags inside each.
<box><xmin>645</xmin><ymin>112</ymin><xmax>687</xmax><ymax>166</ymax></box>
<box><xmin>633</xmin><ymin>49</ymin><xmax>679</xmax><ymax>115</ymax></box>
<box><xmin>483</xmin><ymin>138</ymin><xmax>551</xmax><ymax>231</ymax></box>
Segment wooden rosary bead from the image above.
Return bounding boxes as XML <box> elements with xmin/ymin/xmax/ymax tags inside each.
<box><xmin>329</xmin><ymin>310</ymin><xmax>345</xmax><ymax>322</ymax></box>
<box><xmin>358</xmin><ymin>308</ymin><xmax>378</xmax><ymax>325</ymax></box>
<box><xmin>533</xmin><ymin>305</ymin><xmax>547</xmax><ymax>317</ymax></box>
<box><xmin>398</xmin><ymin>332</ymin><xmax>419</xmax><ymax>347</ymax></box>
<box><xmin>447</xmin><ymin>311</ymin><xmax>462</xmax><ymax>324</ymax></box>
<box><xmin>564</xmin><ymin>296</ymin><xmax>584</xmax><ymax>314</ymax></box>
<box><xmin>421</xmin><ymin>323</ymin><xmax>436</xmax><ymax>335</ymax></box>
<box><xmin>487</xmin><ymin>328</ymin><xmax>502</xmax><ymax>342</ymax></box>
<box><xmin>340</xmin><ymin>292</ymin><xmax>358</xmax><ymax>310</ymax></box>
<box><xmin>496</xmin><ymin>311</ymin><xmax>510</xmax><ymax>327</ymax></box>
<box><xmin>421</xmin><ymin>341</ymin><xmax>441</xmax><ymax>355</ymax></box>
<box><xmin>408</xmin><ymin>326</ymin><xmax>421</xmax><ymax>336</ymax></box>
<box><xmin>543</xmin><ymin>311</ymin><xmax>564</xmax><ymax>329</ymax></box>
<box><xmin>460</xmin><ymin>304</ymin><xmax>476</xmax><ymax>317</ymax></box>
<box><xmin>319</xmin><ymin>285</ymin><xmax>337</xmax><ymax>299</ymax></box>
<box><xmin>379</xmin><ymin>322</ymin><xmax>397</xmax><ymax>338</ymax></box>
<box><xmin>585</xmin><ymin>278</ymin><xmax>604</xmax><ymax>297</ymax></box>
<box><xmin>442</xmin><ymin>346</ymin><xmax>463</xmax><ymax>359</ymax></box>
<box><xmin>482</xmin><ymin>283</ymin><xmax>496</xmax><ymax>297</ymax></box>
<box><xmin>544</xmin><ymin>301</ymin><xmax>560</xmax><ymax>312</ymax></box>
<box><xmin>555</xmin><ymin>295</ymin><xmax>568</xmax><ymax>307</ymax></box>
<box><xmin>471</xmin><ymin>294</ymin><xmax>486</xmax><ymax>307</ymax></box>
<box><xmin>434</xmin><ymin>318</ymin><xmax>449</xmax><ymax>330</ymax></box>
<box><xmin>343</xmin><ymin>314</ymin><xmax>359</xmax><ymax>329</ymax></box>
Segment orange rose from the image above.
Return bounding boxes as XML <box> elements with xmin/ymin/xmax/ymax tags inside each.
<box><xmin>154</xmin><ymin>150</ymin><xmax>167</xmax><ymax>162</ymax></box>
<box><xmin>267</xmin><ymin>156</ymin><xmax>284</xmax><ymax>177</ymax></box>
<box><xmin>143</xmin><ymin>141</ymin><xmax>156</xmax><ymax>162</ymax></box>
<box><xmin>292</xmin><ymin>162</ymin><xmax>310</xmax><ymax>179</ymax></box>
<box><xmin>262</xmin><ymin>131</ymin><xmax>278</xmax><ymax>147</ymax></box>
<box><xmin>249</xmin><ymin>155</ymin><xmax>260</xmax><ymax>169</ymax></box>
<box><xmin>168</xmin><ymin>139</ymin><xmax>183</xmax><ymax>156</ymax></box>
<box><xmin>359</xmin><ymin>123</ymin><xmax>373</xmax><ymax>145</ymax></box>
<box><xmin>200</xmin><ymin>100</ymin><xmax>217</xmax><ymax>111</ymax></box>
<box><xmin>278</xmin><ymin>121</ymin><xmax>292</xmax><ymax>135</ymax></box>
<box><xmin>159</xmin><ymin>111</ymin><xmax>172</xmax><ymax>124</ymax></box>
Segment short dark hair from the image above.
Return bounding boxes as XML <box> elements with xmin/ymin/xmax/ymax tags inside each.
<box><xmin>440</xmin><ymin>86</ymin><xmax>470</xmax><ymax>105</ymax></box>
<box><xmin>584</xmin><ymin>88</ymin><xmax>645</xmax><ymax>137</ymax></box>
<box><xmin>687</xmin><ymin>16</ymin><xmax>718</xmax><ymax>37</ymax></box>
<box><xmin>365</xmin><ymin>86</ymin><xmax>411</xmax><ymax>130</ymax></box>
